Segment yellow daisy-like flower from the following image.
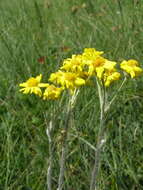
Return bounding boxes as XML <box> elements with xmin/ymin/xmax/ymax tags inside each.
<box><xmin>96</xmin><ymin>60</ymin><xmax>117</xmax><ymax>79</ymax></box>
<box><xmin>19</xmin><ymin>74</ymin><xmax>49</xmax><ymax>96</ymax></box>
<box><xmin>49</xmin><ymin>71</ymin><xmax>85</xmax><ymax>92</ymax></box>
<box><xmin>120</xmin><ymin>59</ymin><xmax>143</xmax><ymax>78</ymax></box>
<box><xmin>103</xmin><ymin>71</ymin><xmax>121</xmax><ymax>87</ymax></box>
<box><xmin>82</xmin><ymin>48</ymin><xmax>107</xmax><ymax>77</ymax></box>
<box><xmin>82</xmin><ymin>48</ymin><xmax>118</xmax><ymax>80</ymax></box>
<box><xmin>85</xmin><ymin>55</ymin><xmax>117</xmax><ymax>79</ymax></box>
<box><xmin>82</xmin><ymin>48</ymin><xmax>104</xmax><ymax>61</ymax></box>
<box><xmin>87</xmin><ymin>56</ymin><xmax>106</xmax><ymax>76</ymax></box>
<box><xmin>61</xmin><ymin>54</ymin><xmax>84</xmax><ymax>73</ymax></box>
<box><xmin>43</xmin><ymin>84</ymin><xmax>63</xmax><ymax>100</ymax></box>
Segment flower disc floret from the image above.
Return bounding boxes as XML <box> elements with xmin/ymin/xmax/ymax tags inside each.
<box><xmin>120</xmin><ymin>59</ymin><xmax>143</xmax><ymax>78</ymax></box>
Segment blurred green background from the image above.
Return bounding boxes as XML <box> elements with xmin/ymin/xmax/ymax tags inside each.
<box><xmin>1</xmin><ymin>0</ymin><xmax>143</xmax><ymax>189</ymax></box>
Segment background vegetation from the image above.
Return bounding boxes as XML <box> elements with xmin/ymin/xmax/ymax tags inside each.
<box><xmin>1</xmin><ymin>0</ymin><xmax>143</xmax><ymax>189</ymax></box>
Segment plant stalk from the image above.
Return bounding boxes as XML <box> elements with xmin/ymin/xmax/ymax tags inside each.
<box><xmin>90</xmin><ymin>80</ymin><xmax>106</xmax><ymax>190</ymax></box>
<box><xmin>45</xmin><ymin>117</ymin><xmax>54</xmax><ymax>190</ymax></box>
<box><xmin>90</xmin><ymin>77</ymin><xmax>126</xmax><ymax>190</ymax></box>
<box><xmin>57</xmin><ymin>90</ymin><xmax>79</xmax><ymax>190</ymax></box>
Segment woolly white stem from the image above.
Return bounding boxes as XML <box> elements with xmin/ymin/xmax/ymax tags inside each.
<box><xmin>57</xmin><ymin>90</ymin><xmax>79</xmax><ymax>190</ymax></box>
<box><xmin>45</xmin><ymin>118</ymin><xmax>53</xmax><ymax>190</ymax></box>
<box><xmin>90</xmin><ymin>80</ymin><xmax>106</xmax><ymax>190</ymax></box>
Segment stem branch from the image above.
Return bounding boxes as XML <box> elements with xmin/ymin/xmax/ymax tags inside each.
<box><xmin>105</xmin><ymin>77</ymin><xmax>127</xmax><ymax>112</ymax></box>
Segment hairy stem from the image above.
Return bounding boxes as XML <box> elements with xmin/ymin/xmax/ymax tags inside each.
<box><xmin>90</xmin><ymin>80</ymin><xmax>106</xmax><ymax>190</ymax></box>
<box><xmin>45</xmin><ymin>117</ymin><xmax>54</xmax><ymax>190</ymax></box>
<box><xmin>57</xmin><ymin>107</ymin><xmax>71</xmax><ymax>190</ymax></box>
<box><xmin>57</xmin><ymin>90</ymin><xmax>79</xmax><ymax>190</ymax></box>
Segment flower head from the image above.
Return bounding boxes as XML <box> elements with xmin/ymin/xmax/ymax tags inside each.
<box><xmin>94</xmin><ymin>60</ymin><xmax>116</xmax><ymax>79</ymax></box>
<box><xmin>103</xmin><ymin>71</ymin><xmax>121</xmax><ymax>87</ymax></box>
<box><xmin>82</xmin><ymin>48</ymin><xmax>104</xmax><ymax>61</ymax></box>
<box><xmin>120</xmin><ymin>59</ymin><xmax>143</xmax><ymax>78</ymax></box>
<box><xmin>82</xmin><ymin>48</ymin><xmax>117</xmax><ymax>79</ymax></box>
<box><xmin>43</xmin><ymin>84</ymin><xmax>63</xmax><ymax>100</ymax></box>
<box><xmin>61</xmin><ymin>54</ymin><xmax>84</xmax><ymax>73</ymax></box>
<box><xmin>19</xmin><ymin>74</ymin><xmax>49</xmax><ymax>96</ymax></box>
<box><xmin>86</xmin><ymin>56</ymin><xmax>106</xmax><ymax>76</ymax></box>
<box><xmin>49</xmin><ymin>71</ymin><xmax>85</xmax><ymax>92</ymax></box>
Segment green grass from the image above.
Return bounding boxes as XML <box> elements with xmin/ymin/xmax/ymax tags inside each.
<box><xmin>1</xmin><ymin>0</ymin><xmax>143</xmax><ymax>189</ymax></box>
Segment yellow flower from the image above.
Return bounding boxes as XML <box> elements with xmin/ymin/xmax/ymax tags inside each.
<box><xmin>103</xmin><ymin>60</ymin><xmax>116</xmax><ymax>70</ymax></box>
<box><xmin>96</xmin><ymin>60</ymin><xmax>117</xmax><ymax>79</ymax></box>
<box><xmin>82</xmin><ymin>49</ymin><xmax>105</xmax><ymax>75</ymax></box>
<box><xmin>104</xmin><ymin>71</ymin><xmax>121</xmax><ymax>87</ymax></box>
<box><xmin>85</xmin><ymin>56</ymin><xmax>117</xmax><ymax>79</ymax></box>
<box><xmin>19</xmin><ymin>74</ymin><xmax>49</xmax><ymax>96</ymax></box>
<box><xmin>120</xmin><ymin>59</ymin><xmax>143</xmax><ymax>78</ymax></box>
<box><xmin>61</xmin><ymin>54</ymin><xmax>84</xmax><ymax>73</ymax></box>
<box><xmin>43</xmin><ymin>84</ymin><xmax>63</xmax><ymax>100</ymax></box>
<box><xmin>86</xmin><ymin>56</ymin><xmax>105</xmax><ymax>76</ymax></box>
<box><xmin>82</xmin><ymin>48</ymin><xmax>117</xmax><ymax>78</ymax></box>
<box><xmin>82</xmin><ymin>48</ymin><xmax>104</xmax><ymax>61</ymax></box>
<box><xmin>49</xmin><ymin>71</ymin><xmax>85</xmax><ymax>92</ymax></box>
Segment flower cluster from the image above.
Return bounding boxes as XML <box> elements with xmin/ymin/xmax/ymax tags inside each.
<box><xmin>19</xmin><ymin>48</ymin><xmax>143</xmax><ymax>99</ymax></box>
